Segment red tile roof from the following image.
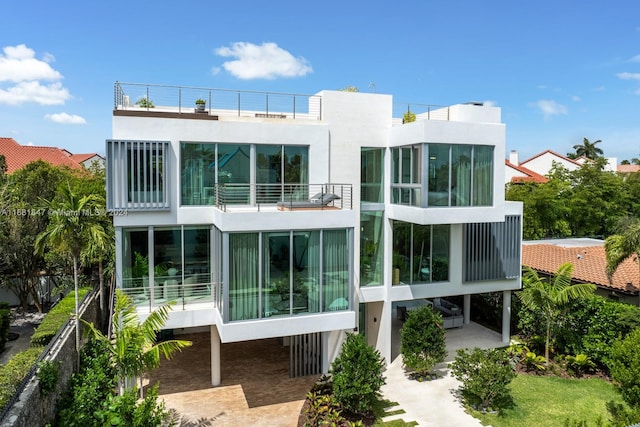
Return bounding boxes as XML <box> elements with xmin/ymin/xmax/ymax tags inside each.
<box><xmin>522</xmin><ymin>244</ymin><xmax>639</xmax><ymax>294</ymax></box>
<box><xmin>505</xmin><ymin>160</ymin><xmax>548</xmax><ymax>183</ymax></box>
<box><xmin>69</xmin><ymin>153</ymin><xmax>101</xmax><ymax>164</ymax></box>
<box><xmin>520</xmin><ymin>149</ymin><xmax>583</xmax><ymax>168</ymax></box>
<box><xmin>0</xmin><ymin>137</ymin><xmax>88</xmax><ymax>173</ymax></box>
<box><xmin>618</xmin><ymin>164</ymin><xmax>640</xmax><ymax>173</ymax></box>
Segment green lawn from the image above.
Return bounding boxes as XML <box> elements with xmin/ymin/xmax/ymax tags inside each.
<box><xmin>471</xmin><ymin>374</ymin><xmax>623</xmax><ymax>427</ymax></box>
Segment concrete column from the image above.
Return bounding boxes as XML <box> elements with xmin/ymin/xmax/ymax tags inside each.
<box><xmin>210</xmin><ymin>325</ymin><xmax>221</xmax><ymax>386</ymax></box>
<box><xmin>502</xmin><ymin>290</ymin><xmax>511</xmax><ymax>345</ymax></box>
<box><xmin>321</xmin><ymin>331</ymin><xmax>330</xmax><ymax>374</ymax></box>
<box><xmin>463</xmin><ymin>294</ymin><xmax>471</xmax><ymax>325</ymax></box>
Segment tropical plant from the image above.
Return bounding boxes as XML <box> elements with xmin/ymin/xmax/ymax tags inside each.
<box><xmin>572</xmin><ymin>137</ymin><xmax>603</xmax><ymax>160</ymax></box>
<box><xmin>605</xmin><ymin>217</ymin><xmax>640</xmax><ymax>285</ymax></box>
<box><xmin>402</xmin><ymin>110</ymin><xmax>416</xmax><ymax>123</ymax></box>
<box><xmin>81</xmin><ymin>290</ymin><xmax>192</xmax><ymax>395</ymax></box>
<box><xmin>523</xmin><ymin>349</ymin><xmax>547</xmax><ymax>372</ymax></box>
<box><xmin>565</xmin><ymin>354</ymin><xmax>595</xmax><ymax>377</ymax></box>
<box><xmin>450</xmin><ymin>347</ymin><xmax>516</xmax><ymax>412</ymax></box>
<box><xmin>330</xmin><ymin>333</ymin><xmax>385</xmax><ymax>417</ymax></box>
<box><xmin>519</xmin><ymin>263</ymin><xmax>596</xmax><ymax>364</ymax></box>
<box><xmin>608</xmin><ymin>328</ymin><xmax>640</xmax><ymax>408</ymax></box>
<box><xmin>400</xmin><ymin>305</ymin><xmax>446</xmax><ymax>378</ymax></box>
<box><xmin>34</xmin><ymin>181</ymin><xmax>108</xmax><ymax>366</ymax></box>
<box><xmin>195</xmin><ymin>98</ymin><xmax>206</xmax><ymax>105</ymax></box>
<box><xmin>135</xmin><ymin>96</ymin><xmax>154</xmax><ymax>108</ymax></box>
<box><xmin>36</xmin><ymin>360</ymin><xmax>59</xmax><ymax>394</ymax></box>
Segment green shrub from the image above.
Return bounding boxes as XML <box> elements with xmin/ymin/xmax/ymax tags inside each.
<box><xmin>608</xmin><ymin>328</ymin><xmax>640</xmax><ymax>408</ymax></box>
<box><xmin>450</xmin><ymin>347</ymin><xmax>516</xmax><ymax>412</ymax></box>
<box><xmin>330</xmin><ymin>333</ymin><xmax>385</xmax><ymax>417</ymax></box>
<box><xmin>56</xmin><ymin>338</ymin><xmax>116</xmax><ymax>426</ymax></box>
<box><xmin>606</xmin><ymin>400</ymin><xmax>640</xmax><ymax>426</ymax></box>
<box><xmin>523</xmin><ymin>350</ymin><xmax>546</xmax><ymax>372</ymax></box>
<box><xmin>304</xmin><ymin>390</ymin><xmax>345</xmax><ymax>426</ymax></box>
<box><xmin>31</xmin><ymin>287</ymin><xmax>90</xmax><ymax>347</ymax></box>
<box><xmin>93</xmin><ymin>385</ymin><xmax>169</xmax><ymax>427</ymax></box>
<box><xmin>0</xmin><ymin>346</ymin><xmax>44</xmax><ymax>408</ymax></box>
<box><xmin>400</xmin><ymin>305</ymin><xmax>446</xmax><ymax>378</ymax></box>
<box><xmin>37</xmin><ymin>360</ymin><xmax>59</xmax><ymax>395</ymax></box>
<box><xmin>565</xmin><ymin>354</ymin><xmax>596</xmax><ymax>377</ymax></box>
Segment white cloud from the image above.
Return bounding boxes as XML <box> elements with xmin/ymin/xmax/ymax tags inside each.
<box><xmin>482</xmin><ymin>100</ymin><xmax>497</xmax><ymax>107</ymax></box>
<box><xmin>571</xmin><ymin>95</ymin><xmax>581</xmax><ymax>102</ymax></box>
<box><xmin>44</xmin><ymin>112</ymin><xmax>86</xmax><ymax>124</ymax></box>
<box><xmin>214</xmin><ymin>42</ymin><xmax>312</xmax><ymax>80</ymax></box>
<box><xmin>0</xmin><ymin>81</ymin><xmax>70</xmax><ymax>105</ymax></box>
<box><xmin>534</xmin><ymin>99</ymin><xmax>567</xmax><ymax>119</ymax></box>
<box><xmin>0</xmin><ymin>44</ymin><xmax>70</xmax><ymax>105</ymax></box>
<box><xmin>617</xmin><ymin>72</ymin><xmax>640</xmax><ymax>81</ymax></box>
<box><xmin>629</xmin><ymin>54</ymin><xmax>640</xmax><ymax>63</ymax></box>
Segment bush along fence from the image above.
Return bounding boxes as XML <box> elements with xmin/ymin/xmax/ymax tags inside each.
<box><xmin>0</xmin><ymin>288</ymin><xmax>100</xmax><ymax>427</ymax></box>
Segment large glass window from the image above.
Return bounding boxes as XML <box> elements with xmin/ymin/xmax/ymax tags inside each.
<box><xmin>181</xmin><ymin>143</ymin><xmax>250</xmax><ymax>205</ymax></box>
<box><xmin>392</xmin><ymin>221</ymin><xmax>449</xmax><ymax>284</ymax></box>
<box><xmin>361</xmin><ymin>148</ymin><xmax>384</xmax><ymax>203</ymax></box>
<box><xmin>227</xmin><ymin>228</ymin><xmax>350</xmax><ymax>322</ymax></box>
<box><xmin>473</xmin><ymin>145</ymin><xmax>494</xmax><ymax>206</ymax></box>
<box><xmin>428</xmin><ymin>144</ymin><xmax>450</xmax><ymax>206</ymax></box>
<box><xmin>154</xmin><ymin>228</ymin><xmax>182</xmax><ymax>301</ymax></box>
<box><xmin>360</xmin><ymin>211</ymin><xmax>384</xmax><ymax>286</ymax></box>
<box><xmin>256</xmin><ymin>145</ymin><xmax>308</xmax><ymax>203</ymax></box>
<box><xmin>122</xmin><ymin>229</ymin><xmax>149</xmax><ymax>294</ymax></box>
<box><xmin>229</xmin><ymin>233</ymin><xmax>259</xmax><ymax>321</ymax></box>
<box><xmin>391</xmin><ymin>145</ymin><xmax>421</xmax><ymax>206</ymax></box>
<box><xmin>323</xmin><ymin>230</ymin><xmax>349</xmax><ymax>312</ymax></box>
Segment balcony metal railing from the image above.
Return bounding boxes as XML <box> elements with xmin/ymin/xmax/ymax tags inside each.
<box><xmin>214</xmin><ymin>182</ymin><xmax>353</xmax><ymax>211</ymax></box>
<box><xmin>121</xmin><ymin>278</ymin><xmax>218</xmax><ymax>312</ymax></box>
<box><xmin>392</xmin><ymin>102</ymin><xmax>450</xmax><ymax>123</ymax></box>
<box><xmin>114</xmin><ymin>82</ymin><xmax>322</xmax><ymax>121</ymax></box>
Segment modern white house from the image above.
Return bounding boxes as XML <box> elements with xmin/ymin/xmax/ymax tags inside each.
<box><xmin>106</xmin><ymin>83</ymin><xmax>523</xmax><ymax>385</ymax></box>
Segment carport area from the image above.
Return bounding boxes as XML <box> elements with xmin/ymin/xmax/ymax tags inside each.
<box><xmin>391</xmin><ymin>304</ymin><xmax>506</xmax><ymax>362</ymax></box>
<box><xmin>146</xmin><ymin>333</ymin><xmax>319</xmax><ymax>426</ymax></box>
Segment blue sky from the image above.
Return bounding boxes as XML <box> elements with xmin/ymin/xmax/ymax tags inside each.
<box><xmin>2</xmin><ymin>0</ymin><xmax>640</xmax><ymax>162</ymax></box>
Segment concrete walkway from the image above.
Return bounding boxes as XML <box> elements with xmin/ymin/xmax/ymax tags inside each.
<box><xmin>381</xmin><ymin>321</ymin><xmax>504</xmax><ymax>426</ymax></box>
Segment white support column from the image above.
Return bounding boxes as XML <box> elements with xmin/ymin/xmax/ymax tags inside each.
<box><xmin>502</xmin><ymin>290</ymin><xmax>511</xmax><ymax>345</ymax></box>
<box><xmin>210</xmin><ymin>325</ymin><xmax>221</xmax><ymax>386</ymax></box>
<box><xmin>321</xmin><ymin>331</ymin><xmax>330</xmax><ymax>374</ymax></box>
<box><xmin>463</xmin><ymin>294</ymin><xmax>471</xmax><ymax>325</ymax></box>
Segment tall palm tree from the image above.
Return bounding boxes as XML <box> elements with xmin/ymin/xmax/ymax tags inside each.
<box><xmin>82</xmin><ymin>290</ymin><xmax>192</xmax><ymax>395</ymax></box>
<box><xmin>572</xmin><ymin>137</ymin><xmax>603</xmax><ymax>160</ymax></box>
<box><xmin>520</xmin><ymin>263</ymin><xmax>596</xmax><ymax>364</ymax></box>
<box><xmin>605</xmin><ymin>218</ymin><xmax>640</xmax><ymax>307</ymax></box>
<box><xmin>34</xmin><ymin>181</ymin><xmax>108</xmax><ymax>366</ymax></box>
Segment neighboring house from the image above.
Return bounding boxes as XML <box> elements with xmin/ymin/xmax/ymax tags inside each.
<box><xmin>505</xmin><ymin>149</ymin><xmax>619</xmax><ymax>184</ymax></box>
<box><xmin>106</xmin><ymin>83</ymin><xmax>523</xmax><ymax>385</ymax></box>
<box><xmin>522</xmin><ymin>239</ymin><xmax>640</xmax><ymax>305</ymax></box>
<box><xmin>0</xmin><ymin>137</ymin><xmax>103</xmax><ymax>173</ymax></box>
<box><xmin>68</xmin><ymin>152</ymin><xmax>105</xmax><ymax>169</ymax></box>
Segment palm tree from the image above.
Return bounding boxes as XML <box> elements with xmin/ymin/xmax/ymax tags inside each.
<box><xmin>82</xmin><ymin>290</ymin><xmax>192</xmax><ymax>395</ymax></box>
<box><xmin>34</xmin><ymin>181</ymin><xmax>108</xmax><ymax>366</ymax></box>
<box><xmin>605</xmin><ymin>218</ymin><xmax>640</xmax><ymax>307</ymax></box>
<box><xmin>519</xmin><ymin>263</ymin><xmax>596</xmax><ymax>364</ymax></box>
<box><xmin>572</xmin><ymin>137</ymin><xmax>603</xmax><ymax>160</ymax></box>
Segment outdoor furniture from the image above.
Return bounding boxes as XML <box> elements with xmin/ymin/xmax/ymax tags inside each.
<box><xmin>277</xmin><ymin>192</ymin><xmax>340</xmax><ymax>211</ymax></box>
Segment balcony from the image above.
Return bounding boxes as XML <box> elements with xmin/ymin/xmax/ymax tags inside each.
<box><xmin>212</xmin><ymin>183</ymin><xmax>353</xmax><ymax>212</ymax></box>
<box><xmin>113</xmin><ymin>82</ymin><xmax>322</xmax><ymax>121</ymax></box>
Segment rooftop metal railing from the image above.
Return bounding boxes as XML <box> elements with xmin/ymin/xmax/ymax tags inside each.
<box><xmin>114</xmin><ymin>82</ymin><xmax>322</xmax><ymax>120</ymax></box>
<box><xmin>392</xmin><ymin>102</ymin><xmax>450</xmax><ymax>122</ymax></box>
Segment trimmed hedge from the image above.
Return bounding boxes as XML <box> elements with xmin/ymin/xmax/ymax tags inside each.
<box><xmin>30</xmin><ymin>288</ymin><xmax>91</xmax><ymax>347</ymax></box>
<box><xmin>0</xmin><ymin>302</ymin><xmax>11</xmax><ymax>352</ymax></box>
<box><xmin>0</xmin><ymin>346</ymin><xmax>44</xmax><ymax>408</ymax></box>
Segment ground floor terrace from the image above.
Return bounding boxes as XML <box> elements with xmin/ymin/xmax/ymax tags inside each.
<box><xmin>146</xmin><ymin>320</ymin><xmax>503</xmax><ymax>426</ymax></box>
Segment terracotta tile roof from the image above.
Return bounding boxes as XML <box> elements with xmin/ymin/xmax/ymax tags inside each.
<box><xmin>520</xmin><ymin>149</ymin><xmax>582</xmax><ymax>168</ymax></box>
<box><xmin>505</xmin><ymin>160</ymin><xmax>548</xmax><ymax>183</ymax></box>
<box><xmin>522</xmin><ymin>244</ymin><xmax>639</xmax><ymax>295</ymax></box>
<box><xmin>0</xmin><ymin>137</ymin><xmax>84</xmax><ymax>173</ymax></box>
<box><xmin>69</xmin><ymin>153</ymin><xmax>102</xmax><ymax>164</ymax></box>
<box><xmin>618</xmin><ymin>164</ymin><xmax>640</xmax><ymax>173</ymax></box>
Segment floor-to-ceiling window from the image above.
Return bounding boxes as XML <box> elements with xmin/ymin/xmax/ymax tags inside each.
<box><xmin>360</xmin><ymin>211</ymin><xmax>384</xmax><ymax>286</ymax></box>
<box><xmin>227</xmin><ymin>228</ymin><xmax>351</xmax><ymax>322</ymax></box>
<box><xmin>392</xmin><ymin>221</ymin><xmax>450</xmax><ymax>284</ymax></box>
<box><xmin>361</xmin><ymin>148</ymin><xmax>384</xmax><ymax>203</ymax></box>
<box><xmin>256</xmin><ymin>145</ymin><xmax>309</xmax><ymax>203</ymax></box>
<box><xmin>181</xmin><ymin>143</ymin><xmax>250</xmax><ymax>205</ymax></box>
<box><xmin>392</xmin><ymin>145</ymin><xmax>421</xmax><ymax>206</ymax></box>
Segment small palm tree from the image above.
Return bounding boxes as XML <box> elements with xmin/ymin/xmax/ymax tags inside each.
<box><xmin>572</xmin><ymin>137</ymin><xmax>603</xmax><ymax>160</ymax></box>
<box><xmin>82</xmin><ymin>290</ymin><xmax>192</xmax><ymax>395</ymax></box>
<box><xmin>519</xmin><ymin>263</ymin><xmax>596</xmax><ymax>364</ymax></box>
<box><xmin>605</xmin><ymin>218</ymin><xmax>640</xmax><ymax>287</ymax></box>
<box><xmin>34</xmin><ymin>181</ymin><xmax>108</xmax><ymax>366</ymax></box>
